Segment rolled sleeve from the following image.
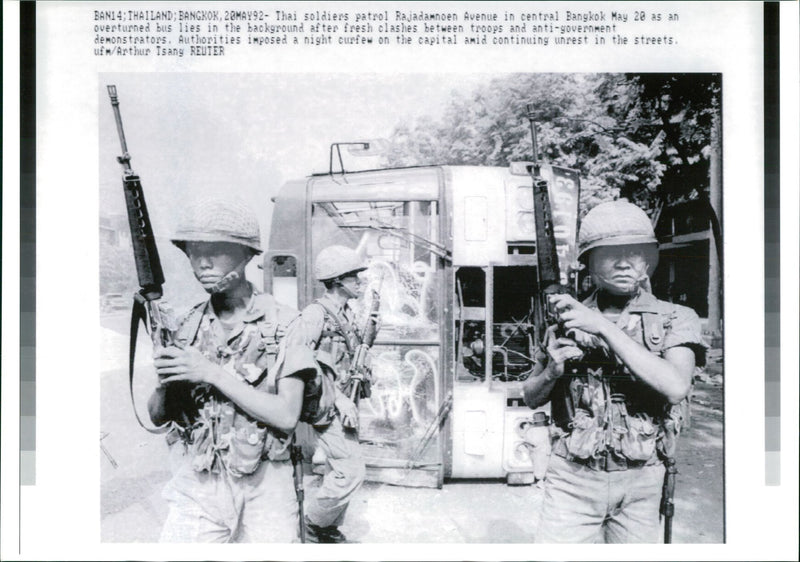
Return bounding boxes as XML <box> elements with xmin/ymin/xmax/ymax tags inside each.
<box><xmin>283</xmin><ymin>304</ymin><xmax>325</xmax><ymax>349</ymax></box>
<box><xmin>278</xmin><ymin>344</ymin><xmax>319</xmax><ymax>384</ymax></box>
<box><xmin>255</xmin><ymin>343</ymin><xmax>319</xmax><ymax>394</ymax></box>
<box><xmin>663</xmin><ymin>304</ymin><xmax>708</xmax><ymax>367</ymax></box>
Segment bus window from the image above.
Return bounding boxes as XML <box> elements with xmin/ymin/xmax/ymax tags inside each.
<box><xmin>491</xmin><ymin>266</ymin><xmax>537</xmax><ymax>381</ymax></box>
<box><xmin>456</xmin><ymin>267</ymin><xmax>486</xmax><ymax>381</ymax></box>
<box><xmin>311</xmin><ymin>200</ymin><xmax>444</xmax><ymax>464</ymax></box>
<box><xmin>456</xmin><ymin>266</ymin><xmax>538</xmax><ymax>382</ymax></box>
<box><xmin>271</xmin><ymin>255</ymin><xmax>298</xmax><ymax>308</ymax></box>
<box><xmin>311</xmin><ymin>200</ymin><xmax>442</xmax><ymax>342</ymax></box>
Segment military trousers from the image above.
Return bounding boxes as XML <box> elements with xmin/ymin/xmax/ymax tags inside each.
<box><xmin>535</xmin><ymin>454</ymin><xmax>665</xmax><ymax>543</ymax></box>
<box><xmin>305</xmin><ymin>415</ymin><xmax>366</xmax><ymax>528</ymax></box>
<box><xmin>160</xmin><ymin>442</ymin><xmax>299</xmax><ymax>543</ymax></box>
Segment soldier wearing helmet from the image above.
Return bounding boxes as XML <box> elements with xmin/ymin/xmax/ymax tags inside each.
<box><xmin>293</xmin><ymin>244</ymin><xmax>369</xmax><ymax>543</ymax></box>
<box><xmin>148</xmin><ymin>196</ymin><xmax>317</xmax><ymax>543</ymax></box>
<box><xmin>523</xmin><ymin>200</ymin><xmax>707</xmax><ymax>543</ymax></box>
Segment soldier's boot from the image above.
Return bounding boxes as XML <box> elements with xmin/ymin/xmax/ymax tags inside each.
<box><xmin>304</xmin><ymin>518</ymin><xmax>347</xmax><ymax>543</ymax></box>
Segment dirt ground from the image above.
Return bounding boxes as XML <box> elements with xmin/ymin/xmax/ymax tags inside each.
<box><xmin>100</xmin><ymin>313</ymin><xmax>724</xmax><ymax>543</ymax></box>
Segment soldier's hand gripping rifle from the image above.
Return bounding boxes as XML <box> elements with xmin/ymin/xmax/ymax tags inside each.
<box><xmin>349</xmin><ymin>286</ymin><xmax>381</xmax><ymax>403</ymax></box>
<box><xmin>107</xmin><ymin>85</ymin><xmax>175</xmax><ymax>433</ymax></box>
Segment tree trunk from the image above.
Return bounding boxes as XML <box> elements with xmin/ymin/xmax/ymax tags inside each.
<box><xmin>707</xmin><ymin>102</ymin><xmax>723</xmax><ymax>335</ymax></box>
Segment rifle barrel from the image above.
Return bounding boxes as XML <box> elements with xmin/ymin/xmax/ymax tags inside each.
<box><xmin>525</xmin><ymin>104</ymin><xmax>540</xmax><ymax>172</ymax></box>
<box><xmin>107</xmin><ymin>85</ymin><xmax>132</xmax><ymax>172</ymax></box>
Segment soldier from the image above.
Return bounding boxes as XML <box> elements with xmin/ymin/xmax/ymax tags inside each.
<box><xmin>147</xmin><ymin>197</ymin><xmax>317</xmax><ymax>543</ymax></box>
<box><xmin>296</xmin><ymin>245</ymin><xmax>369</xmax><ymax>543</ymax></box>
<box><xmin>523</xmin><ymin>200</ymin><xmax>707</xmax><ymax>543</ymax></box>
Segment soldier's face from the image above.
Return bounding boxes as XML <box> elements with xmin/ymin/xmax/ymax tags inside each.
<box><xmin>589</xmin><ymin>244</ymin><xmax>656</xmax><ymax>295</ymax></box>
<box><xmin>186</xmin><ymin>242</ymin><xmax>250</xmax><ymax>291</ymax></box>
<box><xmin>338</xmin><ymin>272</ymin><xmax>364</xmax><ymax>299</ymax></box>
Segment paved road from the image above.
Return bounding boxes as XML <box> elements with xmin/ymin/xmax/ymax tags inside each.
<box><xmin>100</xmin><ymin>312</ymin><xmax>724</xmax><ymax>543</ymax></box>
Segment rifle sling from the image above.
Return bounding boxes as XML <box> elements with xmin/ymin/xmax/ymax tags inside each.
<box><xmin>128</xmin><ymin>298</ymin><xmax>170</xmax><ymax>434</ymax></box>
<box><xmin>314</xmin><ymin>299</ymin><xmax>360</xmax><ymax>353</ymax></box>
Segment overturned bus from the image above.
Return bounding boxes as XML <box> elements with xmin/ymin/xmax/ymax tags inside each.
<box><xmin>264</xmin><ymin>154</ymin><xmax>581</xmax><ymax>488</ymax></box>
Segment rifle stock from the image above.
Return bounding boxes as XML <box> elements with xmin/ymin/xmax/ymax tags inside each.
<box><xmin>290</xmin><ymin>439</ymin><xmax>306</xmax><ymax>543</ymax></box>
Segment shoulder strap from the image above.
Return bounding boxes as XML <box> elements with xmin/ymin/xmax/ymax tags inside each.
<box><xmin>128</xmin><ymin>299</ymin><xmax>206</xmax><ymax>434</ymax></box>
<box><xmin>641</xmin><ymin>310</ymin><xmax>666</xmax><ymax>351</ymax></box>
<box><xmin>265</xmin><ymin>341</ymin><xmax>287</xmax><ymax>395</ymax></box>
<box><xmin>128</xmin><ymin>296</ymin><xmax>170</xmax><ymax>434</ymax></box>
<box><xmin>263</xmin><ymin>297</ymin><xmax>286</xmax><ymax>394</ymax></box>
<box><xmin>314</xmin><ymin>298</ymin><xmax>359</xmax><ymax>353</ymax></box>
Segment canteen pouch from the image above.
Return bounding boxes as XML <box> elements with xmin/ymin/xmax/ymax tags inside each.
<box><xmin>224</xmin><ymin>412</ymin><xmax>270</xmax><ymax>477</ymax></box>
<box><xmin>190</xmin><ymin>400</ymin><xmax>270</xmax><ymax>477</ymax></box>
<box><xmin>565</xmin><ymin>408</ymin><xmax>604</xmax><ymax>460</ymax></box>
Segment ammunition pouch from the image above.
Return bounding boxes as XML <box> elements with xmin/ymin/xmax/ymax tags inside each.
<box><xmin>617</xmin><ymin>412</ymin><xmax>658</xmax><ymax>461</ymax></box>
<box><xmin>563</xmin><ymin>408</ymin><xmax>605</xmax><ymax>460</ymax></box>
<box><xmin>641</xmin><ymin>311</ymin><xmax>666</xmax><ymax>353</ymax></box>
<box><xmin>187</xmin><ymin>399</ymin><xmax>291</xmax><ymax>477</ymax></box>
<box><xmin>299</xmin><ymin>363</ymin><xmax>338</xmax><ymax>428</ymax></box>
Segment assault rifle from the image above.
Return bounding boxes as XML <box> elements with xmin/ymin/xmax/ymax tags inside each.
<box><xmin>525</xmin><ymin>105</ymin><xmax>575</xmax><ymax>348</ymax></box>
<box><xmin>660</xmin><ymin>456</ymin><xmax>677</xmax><ymax>543</ymax></box>
<box><xmin>107</xmin><ymin>85</ymin><xmax>175</xmax><ymax>432</ymax></box>
<box><xmin>348</xmin><ymin>287</ymin><xmax>381</xmax><ymax>403</ymax></box>
<box><xmin>290</xmin><ymin>438</ymin><xmax>306</xmax><ymax>543</ymax></box>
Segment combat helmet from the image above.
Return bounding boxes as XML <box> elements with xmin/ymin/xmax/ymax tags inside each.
<box><xmin>171</xmin><ymin>196</ymin><xmax>262</xmax><ymax>254</ymax></box>
<box><xmin>578</xmin><ymin>200</ymin><xmax>657</xmax><ymax>258</ymax></box>
<box><xmin>314</xmin><ymin>245</ymin><xmax>367</xmax><ymax>281</ymax></box>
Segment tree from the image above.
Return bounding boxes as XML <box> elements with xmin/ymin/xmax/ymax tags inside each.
<box><xmin>99</xmin><ymin>237</ymin><xmax>138</xmax><ymax>295</ymax></box>
<box><xmin>383</xmin><ymin>73</ymin><xmax>721</xmax><ymax>217</ymax></box>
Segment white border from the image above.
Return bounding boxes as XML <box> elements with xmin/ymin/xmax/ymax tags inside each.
<box><xmin>2</xmin><ymin>1</ymin><xmax>799</xmax><ymax>560</ymax></box>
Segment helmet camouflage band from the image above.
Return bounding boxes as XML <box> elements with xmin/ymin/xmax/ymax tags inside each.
<box><xmin>314</xmin><ymin>245</ymin><xmax>367</xmax><ymax>282</ymax></box>
<box><xmin>578</xmin><ymin>200</ymin><xmax>658</xmax><ymax>258</ymax></box>
<box><xmin>171</xmin><ymin>196</ymin><xmax>262</xmax><ymax>254</ymax></box>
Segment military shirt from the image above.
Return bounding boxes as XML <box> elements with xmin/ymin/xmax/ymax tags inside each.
<box><xmin>295</xmin><ymin>294</ymin><xmax>362</xmax><ymax>389</ymax></box>
<box><xmin>549</xmin><ymin>289</ymin><xmax>707</xmax><ymax>466</ymax></box>
<box><xmin>165</xmin><ymin>287</ymin><xmax>314</xmax><ymax>476</ymax></box>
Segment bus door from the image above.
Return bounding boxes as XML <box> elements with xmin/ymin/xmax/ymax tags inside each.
<box><xmin>309</xmin><ymin>171</ymin><xmax>448</xmax><ymax>488</ymax></box>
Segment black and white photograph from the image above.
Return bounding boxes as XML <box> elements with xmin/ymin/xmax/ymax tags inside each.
<box><xmin>99</xmin><ymin>72</ymin><xmax>724</xmax><ymax>544</ymax></box>
<box><xmin>4</xmin><ymin>1</ymin><xmax>799</xmax><ymax>560</ymax></box>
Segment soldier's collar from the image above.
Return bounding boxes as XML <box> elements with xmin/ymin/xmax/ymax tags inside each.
<box><xmin>625</xmin><ymin>289</ymin><xmax>660</xmax><ymax>313</ymax></box>
<box><xmin>318</xmin><ymin>293</ymin><xmax>345</xmax><ymax>316</ymax></box>
<box><xmin>241</xmin><ymin>286</ymin><xmax>278</xmax><ymax>322</ymax></box>
<box><xmin>203</xmin><ymin>283</ymin><xmax>266</xmax><ymax>324</ymax></box>
<box><xmin>585</xmin><ymin>288</ymin><xmax>660</xmax><ymax>313</ymax></box>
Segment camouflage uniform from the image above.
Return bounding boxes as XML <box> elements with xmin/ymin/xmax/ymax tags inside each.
<box><xmin>531</xmin><ymin>200</ymin><xmax>708</xmax><ymax>543</ymax></box>
<box><xmin>159</xmin><ymin>288</ymin><xmax>314</xmax><ymax>543</ymax></box>
<box><xmin>297</xmin><ymin>293</ymin><xmax>366</xmax><ymax>534</ymax></box>
<box><xmin>535</xmin><ymin>289</ymin><xmax>706</xmax><ymax>543</ymax></box>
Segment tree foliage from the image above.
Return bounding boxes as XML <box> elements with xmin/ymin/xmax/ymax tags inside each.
<box><xmin>384</xmin><ymin>73</ymin><xmax>721</xmax><ymax>216</ymax></box>
<box><xmin>99</xmin><ymin>233</ymin><xmax>209</xmax><ymax>311</ymax></box>
<box><xmin>99</xmin><ymin>237</ymin><xmax>138</xmax><ymax>295</ymax></box>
